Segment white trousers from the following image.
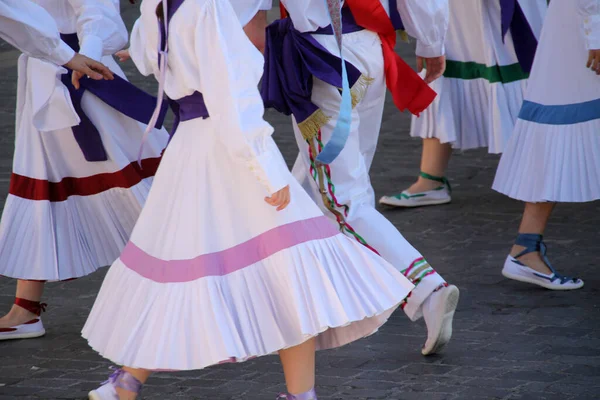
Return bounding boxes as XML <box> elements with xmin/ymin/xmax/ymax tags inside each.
<box><xmin>291</xmin><ymin>30</ymin><xmax>445</xmax><ymax>320</ymax></box>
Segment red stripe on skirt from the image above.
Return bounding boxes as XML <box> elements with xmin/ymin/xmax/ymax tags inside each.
<box><xmin>9</xmin><ymin>156</ymin><xmax>161</xmax><ymax>202</ymax></box>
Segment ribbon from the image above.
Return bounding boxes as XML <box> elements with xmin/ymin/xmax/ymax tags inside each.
<box><xmin>499</xmin><ymin>0</ymin><xmax>538</xmax><ymax>74</ymax></box>
<box><xmin>315</xmin><ymin>0</ymin><xmax>352</xmax><ymax>165</ymax></box>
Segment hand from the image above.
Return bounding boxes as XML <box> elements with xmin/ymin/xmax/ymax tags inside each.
<box><xmin>265</xmin><ymin>185</ymin><xmax>291</xmax><ymax>211</ymax></box>
<box><xmin>115</xmin><ymin>49</ymin><xmax>131</xmax><ymax>62</ymax></box>
<box><xmin>243</xmin><ymin>11</ymin><xmax>268</xmax><ymax>54</ymax></box>
<box><xmin>64</xmin><ymin>53</ymin><xmax>113</xmax><ymax>89</ymax></box>
<box><xmin>417</xmin><ymin>55</ymin><xmax>446</xmax><ymax>84</ymax></box>
<box><xmin>586</xmin><ymin>49</ymin><xmax>600</xmax><ymax>75</ymax></box>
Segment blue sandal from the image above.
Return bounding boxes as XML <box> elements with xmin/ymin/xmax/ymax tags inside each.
<box><xmin>502</xmin><ymin>234</ymin><xmax>584</xmax><ymax>290</ymax></box>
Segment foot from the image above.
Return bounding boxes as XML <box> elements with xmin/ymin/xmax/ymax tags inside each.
<box><xmin>0</xmin><ymin>301</ymin><xmax>46</xmax><ymax>341</ymax></box>
<box><xmin>379</xmin><ymin>172</ymin><xmax>451</xmax><ymax>208</ymax></box>
<box><xmin>277</xmin><ymin>388</ymin><xmax>318</xmax><ymax>400</ymax></box>
<box><xmin>421</xmin><ymin>284</ymin><xmax>459</xmax><ymax>356</ymax></box>
<box><xmin>89</xmin><ymin>368</ymin><xmax>142</xmax><ymax>400</ymax></box>
<box><xmin>502</xmin><ymin>234</ymin><xmax>584</xmax><ymax>291</ymax></box>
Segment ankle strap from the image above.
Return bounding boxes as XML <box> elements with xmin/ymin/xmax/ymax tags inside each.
<box><xmin>514</xmin><ymin>233</ymin><xmax>544</xmax><ymax>258</ymax></box>
<box><xmin>278</xmin><ymin>388</ymin><xmax>317</xmax><ymax>400</ymax></box>
<box><xmin>14</xmin><ymin>298</ymin><xmax>47</xmax><ymax>316</ymax></box>
<box><xmin>105</xmin><ymin>368</ymin><xmax>143</xmax><ymax>394</ymax></box>
<box><xmin>420</xmin><ymin>171</ymin><xmax>452</xmax><ymax>193</ymax></box>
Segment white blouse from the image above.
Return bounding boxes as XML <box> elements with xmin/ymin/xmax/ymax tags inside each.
<box><xmin>0</xmin><ymin>0</ymin><xmax>74</xmax><ymax>65</ymax></box>
<box><xmin>130</xmin><ymin>0</ymin><xmax>289</xmax><ymax>194</ymax></box>
<box><xmin>30</xmin><ymin>0</ymin><xmax>128</xmax><ymax>61</ymax></box>
<box><xmin>279</xmin><ymin>0</ymin><xmax>449</xmax><ymax>58</ymax></box>
<box><xmin>579</xmin><ymin>0</ymin><xmax>600</xmax><ymax>49</ymax></box>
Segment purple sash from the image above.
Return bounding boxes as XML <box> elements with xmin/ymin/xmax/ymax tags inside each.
<box><xmin>260</xmin><ymin>7</ymin><xmax>363</xmax><ymax>127</ymax></box>
<box><xmin>159</xmin><ymin>0</ymin><xmax>209</xmax><ymax>141</ymax></box>
<box><xmin>388</xmin><ymin>0</ymin><xmax>405</xmax><ymax>31</ymax></box>
<box><xmin>60</xmin><ymin>33</ymin><xmax>168</xmax><ymax>161</ymax></box>
<box><xmin>499</xmin><ymin>0</ymin><xmax>538</xmax><ymax>74</ymax></box>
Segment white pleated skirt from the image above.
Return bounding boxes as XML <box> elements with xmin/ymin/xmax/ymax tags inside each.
<box><xmin>493</xmin><ymin>0</ymin><xmax>600</xmax><ymax>202</ymax></box>
<box><xmin>0</xmin><ymin>55</ymin><xmax>168</xmax><ymax>281</ymax></box>
<box><xmin>83</xmin><ymin>116</ymin><xmax>415</xmax><ymax>370</ymax></box>
<box><xmin>411</xmin><ymin>0</ymin><xmax>546</xmax><ymax>154</ymax></box>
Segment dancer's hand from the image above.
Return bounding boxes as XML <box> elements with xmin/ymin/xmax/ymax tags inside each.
<box><xmin>265</xmin><ymin>185</ymin><xmax>291</xmax><ymax>211</ymax></box>
<box><xmin>417</xmin><ymin>55</ymin><xmax>446</xmax><ymax>84</ymax></box>
<box><xmin>65</xmin><ymin>54</ymin><xmax>113</xmax><ymax>87</ymax></box>
<box><xmin>116</xmin><ymin>49</ymin><xmax>131</xmax><ymax>62</ymax></box>
<box><xmin>586</xmin><ymin>49</ymin><xmax>600</xmax><ymax>75</ymax></box>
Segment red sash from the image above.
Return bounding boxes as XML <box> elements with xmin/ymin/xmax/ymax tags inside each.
<box><xmin>279</xmin><ymin>2</ymin><xmax>436</xmax><ymax>116</ymax></box>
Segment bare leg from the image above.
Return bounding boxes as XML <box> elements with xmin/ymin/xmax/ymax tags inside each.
<box><xmin>407</xmin><ymin>138</ymin><xmax>453</xmax><ymax>193</ymax></box>
<box><xmin>278</xmin><ymin>338</ymin><xmax>316</xmax><ymax>396</ymax></box>
<box><xmin>510</xmin><ymin>202</ymin><xmax>556</xmax><ymax>274</ymax></box>
<box><xmin>0</xmin><ymin>280</ymin><xmax>45</xmax><ymax>328</ymax></box>
<box><xmin>115</xmin><ymin>368</ymin><xmax>152</xmax><ymax>400</ymax></box>
<box><xmin>243</xmin><ymin>10</ymin><xmax>268</xmax><ymax>54</ymax></box>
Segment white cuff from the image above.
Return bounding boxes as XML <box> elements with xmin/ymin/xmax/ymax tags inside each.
<box><xmin>78</xmin><ymin>35</ymin><xmax>104</xmax><ymax>61</ymax></box>
<box><xmin>583</xmin><ymin>14</ymin><xmax>600</xmax><ymax>50</ymax></box>
<box><xmin>415</xmin><ymin>41</ymin><xmax>445</xmax><ymax>58</ymax></box>
<box><xmin>250</xmin><ymin>148</ymin><xmax>289</xmax><ymax>195</ymax></box>
<box><xmin>259</xmin><ymin>0</ymin><xmax>273</xmax><ymax>10</ymax></box>
<box><xmin>53</xmin><ymin>41</ymin><xmax>76</xmax><ymax>66</ymax></box>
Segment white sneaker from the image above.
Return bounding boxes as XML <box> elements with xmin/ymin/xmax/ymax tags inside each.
<box><xmin>379</xmin><ymin>186</ymin><xmax>451</xmax><ymax>208</ymax></box>
<box><xmin>502</xmin><ymin>256</ymin><xmax>584</xmax><ymax>290</ymax></box>
<box><xmin>421</xmin><ymin>285</ymin><xmax>459</xmax><ymax>356</ymax></box>
<box><xmin>0</xmin><ymin>318</ymin><xmax>45</xmax><ymax>341</ymax></box>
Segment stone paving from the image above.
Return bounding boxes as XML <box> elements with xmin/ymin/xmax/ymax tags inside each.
<box><xmin>0</xmin><ymin>2</ymin><xmax>599</xmax><ymax>399</ymax></box>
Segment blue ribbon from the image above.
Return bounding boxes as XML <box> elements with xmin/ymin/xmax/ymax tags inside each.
<box><xmin>315</xmin><ymin>0</ymin><xmax>352</xmax><ymax>165</ymax></box>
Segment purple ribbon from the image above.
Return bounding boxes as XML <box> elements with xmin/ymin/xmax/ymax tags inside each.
<box><xmin>260</xmin><ymin>10</ymin><xmax>362</xmax><ymax>126</ymax></box>
<box><xmin>388</xmin><ymin>0</ymin><xmax>405</xmax><ymax>31</ymax></box>
<box><xmin>499</xmin><ymin>0</ymin><xmax>538</xmax><ymax>74</ymax></box>
<box><xmin>59</xmin><ymin>33</ymin><xmax>168</xmax><ymax>162</ymax></box>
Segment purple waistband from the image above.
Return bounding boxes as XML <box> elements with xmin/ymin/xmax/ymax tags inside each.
<box><xmin>59</xmin><ymin>33</ymin><xmax>167</xmax><ymax>162</ymax></box>
<box><xmin>312</xmin><ymin>7</ymin><xmax>364</xmax><ymax>35</ymax></box>
<box><xmin>168</xmin><ymin>91</ymin><xmax>209</xmax><ymax>138</ymax></box>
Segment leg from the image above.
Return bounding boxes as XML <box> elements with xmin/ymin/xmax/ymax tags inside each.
<box><xmin>278</xmin><ymin>338</ymin><xmax>317</xmax><ymax>397</ymax></box>
<box><xmin>500</xmin><ymin>202</ymin><xmax>583</xmax><ymax>290</ymax></box>
<box><xmin>0</xmin><ymin>280</ymin><xmax>45</xmax><ymax>328</ymax></box>
<box><xmin>511</xmin><ymin>202</ymin><xmax>555</xmax><ymax>274</ymax></box>
<box><xmin>379</xmin><ymin>138</ymin><xmax>453</xmax><ymax>208</ymax></box>
<box><xmin>407</xmin><ymin>138</ymin><xmax>453</xmax><ymax>193</ymax></box>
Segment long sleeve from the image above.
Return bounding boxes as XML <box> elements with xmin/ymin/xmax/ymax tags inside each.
<box><xmin>396</xmin><ymin>0</ymin><xmax>449</xmax><ymax>57</ymax></box>
<box><xmin>129</xmin><ymin>16</ymin><xmax>160</xmax><ymax>78</ymax></box>
<box><xmin>0</xmin><ymin>0</ymin><xmax>74</xmax><ymax>65</ymax></box>
<box><xmin>67</xmin><ymin>0</ymin><xmax>128</xmax><ymax>61</ymax></box>
<box><xmin>195</xmin><ymin>0</ymin><xmax>289</xmax><ymax>195</ymax></box>
<box><xmin>578</xmin><ymin>0</ymin><xmax>600</xmax><ymax>50</ymax></box>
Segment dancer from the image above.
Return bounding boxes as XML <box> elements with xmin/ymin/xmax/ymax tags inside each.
<box><xmin>0</xmin><ymin>0</ymin><xmax>169</xmax><ymax>340</ymax></box>
<box><xmin>262</xmin><ymin>1</ymin><xmax>459</xmax><ymax>355</ymax></box>
<box><xmin>0</xmin><ymin>0</ymin><xmax>113</xmax><ymax>80</ymax></box>
<box><xmin>492</xmin><ymin>0</ymin><xmax>598</xmax><ymax>290</ymax></box>
<box><xmin>83</xmin><ymin>0</ymin><xmax>414</xmax><ymax>399</ymax></box>
<box><xmin>380</xmin><ymin>0</ymin><xmax>547</xmax><ymax>208</ymax></box>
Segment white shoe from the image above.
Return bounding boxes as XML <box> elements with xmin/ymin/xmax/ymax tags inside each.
<box><xmin>89</xmin><ymin>382</ymin><xmax>118</xmax><ymax>400</ymax></box>
<box><xmin>379</xmin><ymin>186</ymin><xmax>451</xmax><ymax>208</ymax></box>
<box><xmin>421</xmin><ymin>285</ymin><xmax>459</xmax><ymax>356</ymax></box>
<box><xmin>0</xmin><ymin>318</ymin><xmax>45</xmax><ymax>341</ymax></box>
<box><xmin>502</xmin><ymin>256</ymin><xmax>584</xmax><ymax>290</ymax></box>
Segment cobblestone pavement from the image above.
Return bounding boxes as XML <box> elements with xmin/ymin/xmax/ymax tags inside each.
<box><xmin>0</xmin><ymin>3</ymin><xmax>599</xmax><ymax>400</ymax></box>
